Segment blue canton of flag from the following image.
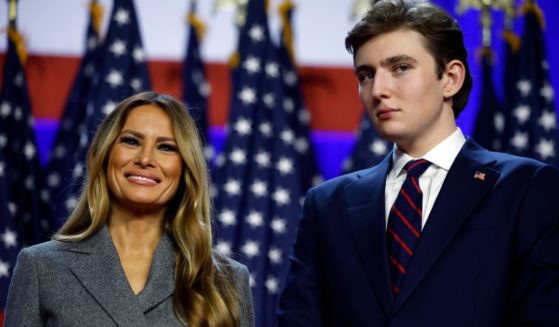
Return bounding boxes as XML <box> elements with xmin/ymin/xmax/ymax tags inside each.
<box><xmin>45</xmin><ymin>0</ymin><xmax>103</xmax><ymax>229</ymax></box>
<box><xmin>212</xmin><ymin>0</ymin><xmax>303</xmax><ymax>325</ymax></box>
<box><xmin>343</xmin><ymin>111</ymin><xmax>391</xmax><ymax>173</ymax></box>
<box><xmin>473</xmin><ymin>49</ymin><xmax>505</xmax><ymax>151</ymax></box>
<box><xmin>0</xmin><ymin>23</ymin><xmax>50</xmax><ymax>312</ymax></box>
<box><xmin>502</xmin><ymin>2</ymin><xmax>559</xmax><ymax>167</ymax></box>
<box><xmin>183</xmin><ymin>2</ymin><xmax>213</xmax><ymax>163</ymax></box>
<box><xmin>277</xmin><ymin>0</ymin><xmax>322</xmax><ymax>192</ymax></box>
<box><xmin>61</xmin><ymin>0</ymin><xmax>151</xmax><ymax>216</ymax></box>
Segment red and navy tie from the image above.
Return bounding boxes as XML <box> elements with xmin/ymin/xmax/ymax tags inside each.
<box><xmin>386</xmin><ymin>159</ymin><xmax>431</xmax><ymax>295</ymax></box>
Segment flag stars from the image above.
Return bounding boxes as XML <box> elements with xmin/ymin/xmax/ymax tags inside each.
<box><xmin>102</xmin><ymin>101</ymin><xmax>117</xmax><ymax>115</ymax></box>
<box><xmin>73</xmin><ymin>162</ymin><xmax>85</xmax><ymax>178</ymax></box>
<box><xmin>234</xmin><ymin>118</ymin><xmax>252</xmax><ymax>135</ymax></box>
<box><xmin>246</xmin><ymin>211</ymin><xmax>264</xmax><ymax>227</ymax></box>
<box><xmin>219</xmin><ymin>209</ymin><xmax>237</xmax><ymax>226</ymax></box>
<box><xmin>14</xmin><ymin>73</ymin><xmax>24</xmax><ymax>87</ymax></box>
<box><xmin>243</xmin><ymin>56</ymin><xmax>261</xmax><ymax>74</ymax></box>
<box><xmin>255</xmin><ymin>151</ymin><xmax>271</xmax><ymax>168</ymax></box>
<box><xmin>280</xmin><ymin>129</ymin><xmax>295</xmax><ymax>144</ymax></box>
<box><xmin>259</xmin><ymin>122</ymin><xmax>272</xmax><ymax>137</ymax></box>
<box><xmin>132</xmin><ymin>47</ymin><xmax>145</xmax><ymax>63</ymax></box>
<box><xmin>114</xmin><ymin>8</ymin><xmax>130</xmax><ymax>25</ymax></box>
<box><xmin>248</xmin><ymin>25</ymin><xmax>264</xmax><ymax>42</ymax></box>
<box><xmin>510</xmin><ymin>132</ymin><xmax>529</xmax><ymax>150</ymax></box>
<box><xmin>130</xmin><ymin>78</ymin><xmax>143</xmax><ymax>91</ymax></box>
<box><xmin>277</xmin><ymin>157</ymin><xmax>294</xmax><ymax>175</ymax></box>
<box><xmin>271</xmin><ymin>217</ymin><xmax>287</xmax><ymax>234</ymax></box>
<box><xmin>513</xmin><ymin>105</ymin><xmax>531</xmax><ymax>124</ymax></box>
<box><xmin>23</xmin><ymin>142</ymin><xmax>36</xmax><ymax>160</ymax></box>
<box><xmin>65</xmin><ymin>196</ymin><xmax>78</xmax><ymax>211</ymax></box>
<box><xmin>370</xmin><ymin>139</ymin><xmax>388</xmax><ymax>156</ymax></box>
<box><xmin>298</xmin><ymin>110</ymin><xmax>311</xmax><ymax>124</ymax></box>
<box><xmin>0</xmin><ymin>162</ymin><xmax>5</xmax><ymax>177</ymax></box>
<box><xmin>265</xmin><ymin>276</ymin><xmax>280</xmax><ymax>294</ymax></box>
<box><xmin>516</xmin><ymin>80</ymin><xmax>532</xmax><ymax>97</ymax></box>
<box><xmin>224</xmin><ymin>179</ymin><xmax>242</xmax><ymax>196</ymax></box>
<box><xmin>250</xmin><ymin>180</ymin><xmax>268</xmax><ymax>197</ymax></box>
<box><xmin>273</xmin><ymin>188</ymin><xmax>291</xmax><ymax>205</ymax></box>
<box><xmin>283</xmin><ymin>98</ymin><xmax>294</xmax><ymax>113</ymax></box>
<box><xmin>1</xmin><ymin>229</ymin><xmax>17</xmax><ymax>248</ymax></box>
<box><xmin>538</xmin><ymin>111</ymin><xmax>557</xmax><ymax>131</ymax></box>
<box><xmin>494</xmin><ymin>112</ymin><xmax>505</xmax><ymax>132</ymax></box>
<box><xmin>0</xmin><ymin>101</ymin><xmax>11</xmax><ymax>117</ymax></box>
<box><xmin>268</xmin><ymin>247</ymin><xmax>283</xmax><ymax>264</ymax></box>
<box><xmin>238</xmin><ymin>87</ymin><xmax>256</xmax><ymax>105</ymax></box>
<box><xmin>295</xmin><ymin>138</ymin><xmax>309</xmax><ymax>153</ymax></box>
<box><xmin>0</xmin><ymin>134</ymin><xmax>7</xmax><ymax>148</ymax></box>
<box><xmin>284</xmin><ymin>71</ymin><xmax>297</xmax><ymax>86</ymax></box>
<box><xmin>109</xmin><ymin>39</ymin><xmax>127</xmax><ymax>57</ymax></box>
<box><xmin>0</xmin><ymin>260</ymin><xmax>10</xmax><ymax>278</ymax></box>
<box><xmin>241</xmin><ymin>240</ymin><xmax>260</xmax><ymax>258</ymax></box>
<box><xmin>263</xmin><ymin>93</ymin><xmax>275</xmax><ymax>108</ymax></box>
<box><xmin>230</xmin><ymin>148</ymin><xmax>247</xmax><ymax>165</ymax></box>
<box><xmin>265</xmin><ymin>62</ymin><xmax>279</xmax><ymax>78</ymax></box>
<box><xmin>535</xmin><ymin>139</ymin><xmax>555</xmax><ymax>160</ymax></box>
<box><xmin>540</xmin><ymin>83</ymin><xmax>554</xmax><ymax>102</ymax></box>
<box><xmin>106</xmin><ymin>69</ymin><xmax>124</xmax><ymax>88</ymax></box>
<box><xmin>215</xmin><ymin>240</ymin><xmax>232</xmax><ymax>256</ymax></box>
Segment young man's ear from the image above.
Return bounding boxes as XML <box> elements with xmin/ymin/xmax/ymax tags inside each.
<box><xmin>442</xmin><ymin>59</ymin><xmax>465</xmax><ymax>98</ymax></box>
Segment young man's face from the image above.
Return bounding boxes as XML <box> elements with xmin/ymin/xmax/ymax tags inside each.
<box><xmin>354</xmin><ymin>28</ymin><xmax>459</xmax><ymax>156</ymax></box>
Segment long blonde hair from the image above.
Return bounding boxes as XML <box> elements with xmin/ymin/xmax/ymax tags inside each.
<box><xmin>54</xmin><ymin>91</ymin><xmax>240</xmax><ymax>326</ymax></box>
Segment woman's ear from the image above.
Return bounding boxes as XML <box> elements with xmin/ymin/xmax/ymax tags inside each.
<box><xmin>442</xmin><ymin>59</ymin><xmax>465</xmax><ymax>98</ymax></box>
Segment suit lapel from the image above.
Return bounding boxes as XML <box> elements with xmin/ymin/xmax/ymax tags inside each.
<box><xmin>68</xmin><ymin>226</ymin><xmax>148</xmax><ymax>327</ymax></box>
<box><xmin>346</xmin><ymin>155</ymin><xmax>394</xmax><ymax>315</ymax></box>
<box><xmin>136</xmin><ymin>233</ymin><xmax>175</xmax><ymax>312</ymax></box>
<box><xmin>392</xmin><ymin>140</ymin><xmax>499</xmax><ymax>313</ymax></box>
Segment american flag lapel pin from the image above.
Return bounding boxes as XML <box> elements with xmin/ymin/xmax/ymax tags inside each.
<box><xmin>474</xmin><ymin>171</ymin><xmax>486</xmax><ymax>181</ymax></box>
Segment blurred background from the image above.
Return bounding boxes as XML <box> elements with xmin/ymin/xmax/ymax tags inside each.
<box><xmin>1</xmin><ymin>0</ymin><xmax>557</xmax><ymax>325</ymax></box>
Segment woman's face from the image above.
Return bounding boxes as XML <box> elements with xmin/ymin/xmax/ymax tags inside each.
<box><xmin>106</xmin><ymin>104</ymin><xmax>183</xmax><ymax>213</ymax></box>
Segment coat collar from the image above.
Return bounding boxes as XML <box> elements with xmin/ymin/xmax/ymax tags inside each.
<box><xmin>345</xmin><ymin>139</ymin><xmax>500</xmax><ymax>316</ymax></box>
<box><xmin>67</xmin><ymin>225</ymin><xmax>176</xmax><ymax>326</ymax></box>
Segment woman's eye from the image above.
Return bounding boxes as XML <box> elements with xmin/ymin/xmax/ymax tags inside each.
<box><xmin>120</xmin><ymin>136</ymin><xmax>139</xmax><ymax>146</ymax></box>
<box><xmin>159</xmin><ymin>143</ymin><xmax>178</xmax><ymax>152</ymax></box>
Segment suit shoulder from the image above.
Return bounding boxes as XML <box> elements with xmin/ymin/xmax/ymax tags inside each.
<box><xmin>310</xmin><ymin>167</ymin><xmax>375</xmax><ymax>194</ymax></box>
<box><xmin>489</xmin><ymin>150</ymin><xmax>558</xmax><ymax>174</ymax></box>
<box><xmin>19</xmin><ymin>239</ymin><xmax>69</xmax><ymax>258</ymax></box>
<box><xmin>212</xmin><ymin>251</ymin><xmax>249</xmax><ymax>277</ymax></box>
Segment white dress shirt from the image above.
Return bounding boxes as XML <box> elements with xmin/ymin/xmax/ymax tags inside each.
<box><xmin>384</xmin><ymin>128</ymin><xmax>466</xmax><ymax>229</ymax></box>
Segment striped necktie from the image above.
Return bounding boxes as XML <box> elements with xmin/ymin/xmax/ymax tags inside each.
<box><xmin>386</xmin><ymin>159</ymin><xmax>431</xmax><ymax>295</ymax></box>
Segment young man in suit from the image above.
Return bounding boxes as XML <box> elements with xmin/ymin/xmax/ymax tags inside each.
<box><xmin>277</xmin><ymin>0</ymin><xmax>559</xmax><ymax>326</ymax></box>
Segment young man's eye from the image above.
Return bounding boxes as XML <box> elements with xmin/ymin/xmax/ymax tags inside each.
<box><xmin>358</xmin><ymin>71</ymin><xmax>374</xmax><ymax>82</ymax></box>
<box><xmin>394</xmin><ymin>64</ymin><xmax>411</xmax><ymax>73</ymax></box>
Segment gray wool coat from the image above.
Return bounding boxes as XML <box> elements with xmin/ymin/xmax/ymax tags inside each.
<box><xmin>4</xmin><ymin>225</ymin><xmax>255</xmax><ymax>326</ymax></box>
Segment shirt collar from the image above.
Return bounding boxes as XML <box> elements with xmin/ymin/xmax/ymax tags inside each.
<box><xmin>389</xmin><ymin>128</ymin><xmax>466</xmax><ymax>178</ymax></box>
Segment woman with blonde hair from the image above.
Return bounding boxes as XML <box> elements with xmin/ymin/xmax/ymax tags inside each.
<box><xmin>5</xmin><ymin>91</ymin><xmax>254</xmax><ymax>326</ymax></box>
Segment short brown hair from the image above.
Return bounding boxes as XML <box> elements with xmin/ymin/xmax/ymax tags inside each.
<box><xmin>345</xmin><ymin>0</ymin><xmax>473</xmax><ymax>117</ymax></box>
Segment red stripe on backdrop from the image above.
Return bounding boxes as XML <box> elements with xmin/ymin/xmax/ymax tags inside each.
<box><xmin>0</xmin><ymin>54</ymin><xmax>363</xmax><ymax>131</ymax></box>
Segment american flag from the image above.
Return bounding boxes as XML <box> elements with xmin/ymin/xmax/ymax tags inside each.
<box><xmin>502</xmin><ymin>2</ymin><xmax>559</xmax><ymax>167</ymax></box>
<box><xmin>342</xmin><ymin>111</ymin><xmax>390</xmax><ymax>173</ymax></box>
<box><xmin>0</xmin><ymin>21</ymin><xmax>50</xmax><ymax>317</ymax></box>
<box><xmin>60</xmin><ymin>0</ymin><xmax>151</xmax><ymax>215</ymax></box>
<box><xmin>472</xmin><ymin>49</ymin><xmax>504</xmax><ymax>151</ymax></box>
<box><xmin>45</xmin><ymin>0</ymin><xmax>103</xmax><ymax>229</ymax></box>
<box><xmin>183</xmin><ymin>2</ymin><xmax>212</xmax><ymax>163</ymax></box>
<box><xmin>277</xmin><ymin>0</ymin><xmax>322</xmax><ymax>192</ymax></box>
<box><xmin>212</xmin><ymin>0</ymin><xmax>305</xmax><ymax>325</ymax></box>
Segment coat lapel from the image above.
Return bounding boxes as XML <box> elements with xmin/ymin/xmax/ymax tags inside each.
<box><xmin>136</xmin><ymin>233</ymin><xmax>175</xmax><ymax>313</ymax></box>
<box><xmin>68</xmin><ymin>226</ymin><xmax>148</xmax><ymax>327</ymax></box>
<box><xmin>345</xmin><ymin>155</ymin><xmax>394</xmax><ymax>315</ymax></box>
<box><xmin>392</xmin><ymin>139</ymin><xmax>500</xmax><ymax>313</ymax></box>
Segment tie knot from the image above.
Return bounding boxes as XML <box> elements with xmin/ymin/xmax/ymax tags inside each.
<box><xmin>403</xmin><ymin>159</ymin><xmax>431</xmax><ymax>178</ymax></box>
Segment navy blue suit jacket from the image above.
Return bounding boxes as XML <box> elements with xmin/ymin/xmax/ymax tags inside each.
<box><xmin>278</xmin><ymin>139</ymin><xmax>559</xmax><ymax>326</ymax></box>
